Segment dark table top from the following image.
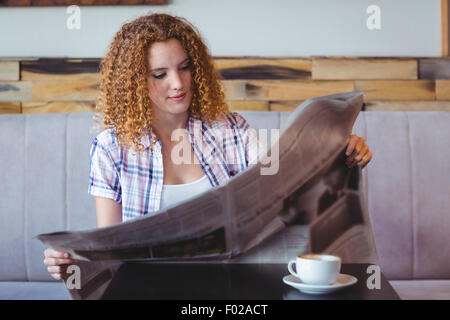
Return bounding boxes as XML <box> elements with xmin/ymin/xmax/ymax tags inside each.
<box><xmin>101</xmin><ymin>263</ymin><xmax>400</xmax><ymax>300</ymax></box>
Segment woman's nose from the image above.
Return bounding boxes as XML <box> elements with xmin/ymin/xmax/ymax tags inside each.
<box><xmin>170</xmin><ymin>71</ymin><xmax>184</xmax><ymax>90</ymax></box>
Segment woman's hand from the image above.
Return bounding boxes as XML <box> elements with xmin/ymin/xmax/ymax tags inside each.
<box><xmin>345</xmin><ymin>134</ymin><xmax>372</xmax><ymax>169</ymax></box>
<box><xmin>43</xmin><ymin>248</ymin><xmax>77</xmax><ymax>281</ymax></box>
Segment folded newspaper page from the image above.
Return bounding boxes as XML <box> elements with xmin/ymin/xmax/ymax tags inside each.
<box><xmin>37</xmin><ymin>91</ymin><xmax>377</xmax><ymax>298</ymax></box>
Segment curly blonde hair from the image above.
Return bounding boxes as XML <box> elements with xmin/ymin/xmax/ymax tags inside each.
<box><xmin>95</xmin><ymin>13</ymin><xmax>229</xmax><ymax>152</ymax></box>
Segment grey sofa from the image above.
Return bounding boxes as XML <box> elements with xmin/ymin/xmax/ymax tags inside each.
<box><xmin>0</xmin><ymin>110</ymin><xmax>449</xmax><ymax>300</ymax></box>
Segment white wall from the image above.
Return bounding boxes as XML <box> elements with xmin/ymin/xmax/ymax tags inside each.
<box><xmin>0</xmin><ymin>0</ymin><xmax>441</xmax><ymax>58</ymax></box>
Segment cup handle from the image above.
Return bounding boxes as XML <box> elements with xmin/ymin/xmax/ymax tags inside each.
<box><xmin>288</xmin><ymin>260</ymin><xmax>298</xmax><ymax>277</ymax></box>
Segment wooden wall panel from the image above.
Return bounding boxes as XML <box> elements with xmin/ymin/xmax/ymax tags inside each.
<box><xmin>215</xmin><ymin>58</ymin><xmax>311</xmax><ymax>80</ymax></box>
<box><xmin>32</xmin><ymin>80</ymin><xmax>99</xmax><ymax>101</ymax></box>
<box><xmin>269</xmin><ymin>101</ymin><xmax>303</xmax><ymax>112</ymax></box>
<box><xmin>0</xmin><ymin>58</ymin><xmax>449</xmax><ymax>114</ymax></box>
<box><xmin>222</xmin><ymin>80</ymin><xmax>354</xmax><ymax>101</ymax></box>
<box><xmin>0</xmin><ymin>102</ymin><xmax>21</xmax><ymax>114</ymax></box>
<box><xmin>313</xmin><ymin>59</ymin><xmax>417</xmax><ymax>80</ymax></box>
<box><xmin>270</xmin><ymin>100</ymin><xmax>450</xmax><ymax>112</ymax></box>
<box><xmin>365</xmin><ymin>100</ymin><xmax>450</xmax><ymax>111</ymax></box>
<box><xmin>419</xmin><ymin>59</ymin><xmax>450</xmax><ymax>79</ymax></box>
<box><xmin>0</xmin><ymin>61</ymin><xmax>20</xmax><ymax>81</ymax></box>
<box><xmin>435</xmin><ymin>80</ymin><xmax>450</xmax><ymax>99</ymax></box>
<box><xmin>21</xmin><ymin>59</ymin><xmax>101</xmax><ymax>81</ymax></box>
<box><xmin>0</xmin><ymin>81</ymin><xmax>32</xmax><ymax>101</ymax></box>
<box><xmin>22</xmin><ymin>101</ymin><xmax>95</xmax><ymax>114</ymax></box>
<box><xmin>355</xmin><ymin>80</ymin><xmax>435</xmax><ymax>100</ymax></box>
<box><xmin>226</xmin><ymin>100</ymin><xmax>269</xmax><ymax>111</ymax></box>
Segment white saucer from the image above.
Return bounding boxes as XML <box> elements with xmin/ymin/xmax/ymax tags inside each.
<box><xmin>283</xmin><ymin>273</ymin><xmax>358</xmax><ymax>295</ymax></box>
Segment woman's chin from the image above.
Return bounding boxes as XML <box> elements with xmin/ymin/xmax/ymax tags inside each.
<box><xmin>164</xmin><ymin>106</ymin><xmax>190</xmax><ymax>117</ymax></box>
<box><xmin>168</xmin><ymin>101</ymin><xmax>191</xmax><ymax>114</ymax></box>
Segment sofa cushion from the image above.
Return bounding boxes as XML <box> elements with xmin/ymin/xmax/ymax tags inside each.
<box><xmin>0</xmin><ymin>281</ymin><xmax>71</xmax><ymax>300</ymax></box>
<box><xmin>389</xmin><ymin>280</ymin><xmax>450</xmax><ymax>300</ymax></box>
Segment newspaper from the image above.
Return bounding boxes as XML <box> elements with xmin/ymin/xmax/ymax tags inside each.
<box><xmin>36</xmin><ymin>91</ymin><xmax>378</xmax><ymax>299</ymax></box>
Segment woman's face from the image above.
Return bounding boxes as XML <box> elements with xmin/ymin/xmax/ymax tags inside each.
<box><xmin>146</xmin><ymin>38</ymin><xmax>193</xmax><ymax>118</ymax></box>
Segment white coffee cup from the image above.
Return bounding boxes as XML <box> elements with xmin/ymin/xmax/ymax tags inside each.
<box><xmin>287</xmin><ymin>254</ymin><xmax>341</xmax><ymax>285</ymax></box>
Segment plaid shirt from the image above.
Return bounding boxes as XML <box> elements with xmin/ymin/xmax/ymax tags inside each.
<box><xmin>88</xmin><ymin>112</ymin><xmax>259</xmax><ymax>221</ymax></box>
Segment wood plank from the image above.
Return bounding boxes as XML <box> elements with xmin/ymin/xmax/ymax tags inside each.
<box><xmin>0</xmin><ymin>102</ymin><xmax>21</xmax><ymax>114</ymax></box>
<box><xmin>22</xmin><ymin>101</ymin><xmax>96</xmax><ymax>114</ymax></box>
<box><xmin>226</xmin><ymin>100</ymin><xmax>269</xmax><ymax>111</ymax></box>
<box><xmin>436</xmin><ymin>80</ymin><xmax>450</xmax><ymax>99</ymax></box>
<box><xmin>312</xmin><ymin>58</ymin><xmax>417</xmax><ymax>80</ymax></box>
<box><xmin>354</xmin><ymin>80</ymin><xmax>435</xmax><ymax>100</ymax></box>
<box><xmin>419</xmin><ymin>59</ymin><xmax>450</xmax><ymax>79</ymax></box>
<box><xmin>21</xmin><ymin>59</ymin><xmax>101</xmax><ymax>81</ymax></box>
<box><xmin>442</xmin><ymin>0</ymin><xmax>449</xmax><ymax>56</ymax></box>
<box><xmin>214</xmin><ymin>58</ymin><xmax>311</xmax><ymax>80</ymax></box>
<box><xmin>222</xmin><ymin>80</ymin><xmax>354</xmax><ymax>101</ymax></box>
<box><xmin>365</xmin><ymin>100</ymin><xmax>450</xmax><ymax>111</ymax></box>
<box><xmin>0</xmin><ymin>61</ymin><xmax>20</xmax><ymax>81</ymax></box>
<box><xmin>0</xmin><ymin>81</ymin><xmax>32</xmax><ymax>101</ymax></box>
<box><xmin>269</xmin><ymin>101</ymin><xmax>303</xmax><ymax>112</ymax></box>
<box><xmin>0</xmin><ymin>0</ymin><xmax>166</xmax><ymax>6</ymax></box>
<box><xmin>32</xmin><ymin>80</ymin><xmax>99</xmax><ymax>101</ymax></box>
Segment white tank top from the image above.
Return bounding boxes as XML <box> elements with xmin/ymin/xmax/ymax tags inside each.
<box><xmin>160</xmin><ymin>175</ymin><xmax>212</xmax><ymax>210</ymax></box>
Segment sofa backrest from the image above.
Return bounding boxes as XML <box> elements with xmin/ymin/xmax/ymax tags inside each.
<box><xmin>0</xmin><ymin>113</ymin><xmax>98</xmax><ymax>282</ymax></box>
<box><xmin>352</xmin><ymin>111</ymin><xmax>450</xmax><ymax>280</ymax></box>
<box><xmin>0</xmin><ymin>111</ymin><xmax>449</xmax><ymax>281</ymax></box>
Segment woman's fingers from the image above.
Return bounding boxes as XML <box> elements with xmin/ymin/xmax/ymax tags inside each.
<box><xmin>345</xmin><ymin>135</ymin><xmax>363</xmax><ymax>162</ymax></box>
<box><xmin>47</xmin><ymin>265</ymin><xmax>61</xmax><ymax>273</ymax></box>
<box><xmin>46</xmin><ymin>261</ymin><xmax>69</xmax><ymax>280</ymax></box>
<box><xmin>349</xmin><ymin>143</ymin><xmax>369</xmax><ymax>167</ymax></box>
<box><xmin>345</xmin><ymin>134</ymin><xmax>359</xmax><ymax>157</ymax></box>
<box><xmin>346</xmin><ymin>136</ymin><xmax>362</xmax><ymax>166</ymax></box>
<box><xmin>354</xmin><ymin>143</ymin><xmax>369</xmax><ymax>162</ymax></box>
<box><xmin>44</xmin><ymin>248</ymin><xmax>70</xmax><ymax>259</ymax></box>
<box><xmin>47</xmin><ymin>265</ymin><xmax>70</xmax><ymax>273</ymax></box>
<box><xmin>352</xmin><ymin>136</ymin><xmax>365</xmax><ymax>157</ymax></box>
<box><xmin>357</xmin><ymin>151</ymin><xmax>373</xmax><ymax>169</ymax></box>
<box><xmin>50</xmin><ymin>272</ymin><xmax>63</xmax><ymax>281</ymax></box>
<box><xmin>345</xmin><ymin>134</ymin><xmax>372</xmax><ymax>168</ymax></box>
<box><xmin>43</xmin><ymin>248</ymin><xmax>76</xmax><ymax>281</ymax></box>
<box><xmin>43</xmin><ymin>249</ymin><xmax>75</xmax><ymax>266</ymax></box>
<box><xmin>43</xmin><ymin>257</ymin><xmax>75</xmax><ymax>266</ymax></box>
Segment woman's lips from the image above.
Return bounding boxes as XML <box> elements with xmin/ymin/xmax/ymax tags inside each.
<box><xmin>169</xmin><ymin>93</ymin><xmax>186</xmax><ymax>101</ymax></box>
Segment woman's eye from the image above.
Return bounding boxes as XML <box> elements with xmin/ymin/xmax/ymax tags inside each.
<box><xmin>152</xmin><ymin>66</ymin><xmax>189</xmax><ymax>79</ymax></box>
<box><xmin>153</xmin><ymin>73</ymin><xmax>165</xmax><ymax>79</ymax></box>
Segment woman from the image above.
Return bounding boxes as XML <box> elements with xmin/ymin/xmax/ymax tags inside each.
<box><xmin>43</xmin><ymin>13</ymin><xmax>372</xmax><ymax>280</ymax></box>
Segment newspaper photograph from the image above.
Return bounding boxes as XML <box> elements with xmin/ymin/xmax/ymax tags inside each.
<box><xmin>37</xmin><ymin>91</ymin><xmax>378</xmax><ymax>271</ymax></box>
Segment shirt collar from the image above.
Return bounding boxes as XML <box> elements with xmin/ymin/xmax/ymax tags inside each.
<box><xmin>139</xmin><ymin>130</ymin><xmax>160</xmax><ymax>151</ymax></box>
